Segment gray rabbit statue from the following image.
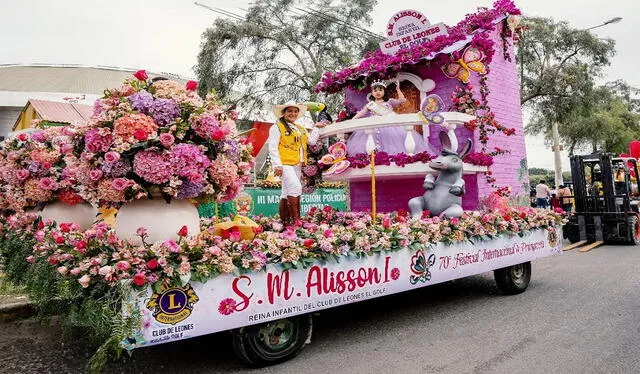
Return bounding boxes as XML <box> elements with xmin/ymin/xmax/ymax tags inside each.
<box><xmin>409</xmin><ymin>131</ymin><xmax>472</xmax><ymax>219</ymax></box>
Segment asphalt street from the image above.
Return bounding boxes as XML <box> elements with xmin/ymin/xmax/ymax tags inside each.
<box><xmin>1</xmin><ymin>243</ymin><xmax>639</xmax><ymax>374</ymax></box>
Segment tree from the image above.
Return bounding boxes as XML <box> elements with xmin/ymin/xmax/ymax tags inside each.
<box><xmin>517</xmin><ymin>17</ymin><xmax>616</xmax><ymax>109</ymax></box>
<box><xmin>195</xmin><ymin>0</ymin><xmax>379</xmax><ymax>118</ymax></box>
<box><xmin>550</xmin><ymin>85</ymin><xmax>640</xmax><ymax>154</ymax></box>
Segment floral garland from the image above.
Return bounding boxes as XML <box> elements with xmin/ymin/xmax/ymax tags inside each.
<box><xmin>1</xmin><ymin>204</ymin><xmax>564</xmax><ymax>292</ymax></box>
<box><xmin>315</xmin><ymin>0</ymin><xmax>521</xmax><ymax>94</ymax></box>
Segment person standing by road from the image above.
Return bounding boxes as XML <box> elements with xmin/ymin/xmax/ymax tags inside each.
<box><xmin>535</xmin><ymin>180</ymin><xmax>551</xmax><ymax>209</ymax></box>
<box><xmin>557</xmin><ymin>184</ymin><xmax>573</xmax><ymax>213</ymax></box>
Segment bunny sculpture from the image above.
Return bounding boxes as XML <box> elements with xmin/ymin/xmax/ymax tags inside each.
<box><xmin>408</xmin><ymin>131</ymin><xmax>473</xmax><ymax>219</ymax></box>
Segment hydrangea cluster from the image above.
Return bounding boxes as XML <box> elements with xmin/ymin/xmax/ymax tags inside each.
<box><xmin>0</xmin><ymin>127</ymin><xmax>85</xmax><ymax>211</ymax></box>
<box><xmin>73</xmin><ymin>72</ymin><xmax>253</xmax><ymax>206</ymax></box>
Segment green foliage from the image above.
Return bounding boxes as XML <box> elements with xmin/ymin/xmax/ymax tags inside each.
<box><xmin>0</xmin><ymin>233</ymin><xmax>139</xmax><ymax>374</ymax></box>
<box><xmin>518</xmin><ymin>17</ymin><xmax>616</xmax><ymax>109</ymax></box>
<box><xmin>518</xmin><ymin>17</ymin><xmax>640</xmax><ymax>155</ymax></box>
<box><xmin>195</xmin><ymin>0</ymin><xmax>379</xmax><ymax>117</ymax></box>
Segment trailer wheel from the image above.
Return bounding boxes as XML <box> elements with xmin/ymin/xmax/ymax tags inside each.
<box><xmin>494</xmin><ymin>262</ymin><xmax>531</xmax><ymax>295</ymax></box>
<box><xmin>627</xmin><ymin>215</ymin><xmax>640</xmax><ymax>245</ymax></box>
<box><xmin>231</xmin><ymin>314</ymin><xmax>312</xmax><ymax>367</ymax></box>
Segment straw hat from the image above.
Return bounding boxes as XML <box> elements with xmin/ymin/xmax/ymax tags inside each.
<box><xmin>273</xmin><ymin>100</ymin><xmax>307</xmax><ymax>120</ymax></box>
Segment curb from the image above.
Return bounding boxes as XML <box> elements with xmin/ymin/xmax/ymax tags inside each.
<box><xmin>0</xmin><ymin>301</ymin><xmax>35</xmax><ymax>323</ymax></box>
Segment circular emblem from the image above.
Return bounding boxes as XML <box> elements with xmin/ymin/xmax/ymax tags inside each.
<box><xmin>147</xmin><ymin>284</ymin><xmax>199</xmax><ymax>325</ymax></box>
<box><xmin>159</xmin><ymin>288</ymin><xmax>188</xmax><ymax>315</ymax></box>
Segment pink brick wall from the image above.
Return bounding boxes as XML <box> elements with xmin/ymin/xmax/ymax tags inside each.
<box><xmin>344</xmin><ymin>24</ymin><xmax>527</xmax><ymax>212</ymax></box>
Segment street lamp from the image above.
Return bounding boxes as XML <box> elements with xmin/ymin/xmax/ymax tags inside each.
<box><xmin>550</xmin><ymin>16</ymin><xmax>621</xmax><ymax>188</ymax></box>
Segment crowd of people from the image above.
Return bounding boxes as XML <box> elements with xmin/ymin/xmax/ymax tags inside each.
<box><xmin>530</xmin><ymin>180</ymin><xmax>574</xmax><ymax>212</ymax></box>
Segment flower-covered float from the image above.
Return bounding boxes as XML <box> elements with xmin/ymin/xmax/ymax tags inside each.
<box><xmin>0</xmin><ymin>1</ymin><xmax>564</xmax><ymax>371</ymax></box>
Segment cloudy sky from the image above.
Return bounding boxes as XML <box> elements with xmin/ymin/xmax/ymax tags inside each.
<box><xmin>1</xmin><ymin>0</ymin><xmax>636</xmax><ymax>169</ymax></box>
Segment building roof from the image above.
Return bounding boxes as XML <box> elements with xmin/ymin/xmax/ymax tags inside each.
<box><xmin>30</xmin><ymin>99</ymin><xmax>92</xmax><ymax>123</ymax></box>
<box><xmin>0</xmin><ymin>64</ymin><xmax>191</xmax><ymax>95</ymax></box>
<box><xmin>13</xmin><ymin>99</ymin><xmax>93</xmax><ymax>130</ymax></box>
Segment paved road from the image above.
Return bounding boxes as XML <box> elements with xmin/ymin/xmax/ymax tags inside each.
<box><xmin>2</xmin><ymin>243</ymin><xmax>639</xmax><ymax>374</ymax></box>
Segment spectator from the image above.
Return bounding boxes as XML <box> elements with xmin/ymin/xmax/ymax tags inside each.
<box><xmin>550</xmin><ymin>193</ymin><xmax>561</xmax><ymax>210</ymax></box>
<box><xmin>535</xmin><ymin>180</ymin><xmax>551</xmax><ymax>209</ymax></box>
<box><xmin>557</xmin><ymin>184</ymin><xmax>573</xmax><ymax>213</ymax></box>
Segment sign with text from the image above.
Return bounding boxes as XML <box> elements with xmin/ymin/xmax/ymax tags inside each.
<box><xmin>128</xmin><ymin>228</ymin><xmax>562</xmax><ymax>349</ymax></box>
<box><xmin>198</xmin><ymin>187</ymin><xmax>348</xmax><ymax>218</ymax></box>
<box><xmin>380</xmin><ymin>9</ymin><xmax>448</xmax><ymax>55</ymax></box>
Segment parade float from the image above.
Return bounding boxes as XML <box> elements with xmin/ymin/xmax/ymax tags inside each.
<box><xmin>0</xmin><ymin>1</ymin><xmax>564</xmax><ymax>371</ymax></box>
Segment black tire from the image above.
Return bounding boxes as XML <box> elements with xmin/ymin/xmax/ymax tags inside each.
<box><xmin>231</xmin><ymin>314</ymin><xmax>312</xmax><ymax>367</ymax></box>
<box><xmin>563</xmin><ymin>222</ymin><xmax>580</xmax><ymax>244</ymax></box>
<box><xmin>627</xmin><ymin>215</ymin><xmax>640</xmax><ymax>245</ymax></box>
<box><xmin>494</xmin><ymin>262</ymin><xmax>531</xmax><ymax>295</ymax></box>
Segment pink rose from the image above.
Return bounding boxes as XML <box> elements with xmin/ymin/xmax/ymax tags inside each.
<box><xmin>16</xmin><ymin>169</ymin><xmax>30</xmax><ymax>181</ymax></box>
<box><xmin>38</xmin><ymin>177</ymin><xmax>58</xmax><ymax>191</ymax></box>
<box><xmin>89</xmin><ymin>169</ymin><xmax>103</xmax><ymax>181</ymax></box>
<box><xmin>78</xmin><ymin>274</ymin><xmax>91</xmax><ymax>288</ymax></box>
<box><xmin>62</xmin><ymin>127</ymin><xmax>77</xmax><ymax>136</ymax></box>
<box><xmin>82</xmin><ymin>152</ymin><xmax>95</xmax><ymax>161</ymax></box>
<box><xmin>26</xmin><ymin>255</ymin><xmax>35</xmax><ymax>264</ymax></box>
<box><xmin>60</xmin><ymin>143</ymin><xmax>74</xmax><ymax>154</ymax></box>
<box><xmin>115</xmin><ymin>261</ymin><xmax>130</xmax><ymax>271</ymax></box>
<box><xmin>136</xmin><ymin>227</ymin><xmax>148</xmax><ymax>237</ymax></box>
<box><xmin>187</xmin><ymin>173</ymin><xmax>203</xmax><ymax>184</ymax></box>
<box><xmin>70</xmin><ymin>268</ymin><xmax>82</xmax><ymax>276</ymax></box>
<box><xmin>159</xmin><ymin>133</ymin><xmax>174</xmax><ymax>147</ymax></box>
<box><xmin>57</xmin><ymin>266</ymin><xmax>69</xmax><ymax>275</ymax></box>
<box><xmin>104</xmin><ymin>151</ymin><xmax>121</xmax><ymax>163</ymax></box>
<box><xmin>164</xmin><ymin>239</ymin><xmax>180</xmax><ymax>253</ymax></box>
<box><xmin>99</xmin><ymin>265</ymin><xmax>113</xmax><ymax>277</ymax></box>
<box><xmin>112</xmin><ymin>178</ymin><xmax>131</xmax><ymax>191</ymax></box>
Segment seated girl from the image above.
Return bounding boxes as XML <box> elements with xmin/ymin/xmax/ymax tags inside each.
<box><xmin>346</xmin><ymin>80</ymin><xmax>426</xmax><ymax>156</ymax></box>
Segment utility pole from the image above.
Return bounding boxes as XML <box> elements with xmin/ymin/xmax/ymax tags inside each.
<box><xmin>550</xmin><ymin>17</ymin><xmax>621</xmax><ymax>189</ymax></box>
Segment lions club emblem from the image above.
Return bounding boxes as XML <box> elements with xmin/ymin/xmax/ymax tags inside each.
<box><xmin>147</xmin><ymin>283</ymin><xmax>199</xmax><ymax>325</ymax></box>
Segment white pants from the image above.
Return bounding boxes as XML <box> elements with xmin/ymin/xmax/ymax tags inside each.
<box><xmin>280</xmin><ymin>165</ymin><xmax>302</xmax><ymax>198</ymax></box>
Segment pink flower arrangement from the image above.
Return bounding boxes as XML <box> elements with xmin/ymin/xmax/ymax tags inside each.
<box><xmin>0</xmin><ymin>126</ymin><xmax>86</xmax><ymax>211</ymax></box>
<box><xmin>0</xmin><ymin>200</ymin><xmax>564</xmax><ymax>293</ymax></box>
<box><xmin>74</xmin><ymin>73</ymin><xmax>254</xmax><ymax>205</ymax></box>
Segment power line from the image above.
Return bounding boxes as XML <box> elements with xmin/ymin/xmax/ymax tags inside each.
<box><xmin>194</xmin><ymin>2</ymin><xmax>244</xmax><ymax>21</ymax></box>
<box><xmin>294</xmin><ymin>7</ymin><xmax>383</xmax><ymax>41</ymax></box>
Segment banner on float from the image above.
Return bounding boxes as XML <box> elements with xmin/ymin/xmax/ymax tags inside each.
<box><xmin>197</xmin><ymin>187</ymin><xmax>348</xmax><ymax>218</ymax></box>
<box><xmin>127</xmin><ymin>228</ymin><xmax>562</xmax><ymax>349</ymax></box>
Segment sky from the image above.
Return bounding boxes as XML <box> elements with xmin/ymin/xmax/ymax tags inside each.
<box><xmin>1</xmin><ymin>0</ymin><xmax>637</xmax><ymax>170</ymax></box>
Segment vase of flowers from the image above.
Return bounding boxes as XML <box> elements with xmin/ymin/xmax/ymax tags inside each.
<box><xmin>0</xmin><ymin>126</ymin><xmax>98</xmax><ymax>228</ymax></box>
<box><xmin>74</xmin><ymin>71</ymin><xmax>254</xmax><ymax>243</ymax></box>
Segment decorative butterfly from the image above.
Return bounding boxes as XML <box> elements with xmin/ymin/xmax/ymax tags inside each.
<box><xmin>441</xmin><ymin>46</ymin><xmax>487</xmax><ymax>84</ymax></box>
<box><xmin>320</xmin><ymin>142</ymin><xmax>350</xmax><ymax>176</ymax></box>
<box><xmin>419</xmin><ymin>94</ymin><xmax>445</xmax><ymax>125</ymax></box>
<box><xmin>410</xmin><ymin>250</ymin><xmax>436</xmax><ymax>285</ymax></box>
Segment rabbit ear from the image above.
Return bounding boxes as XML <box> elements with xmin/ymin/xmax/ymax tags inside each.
<box><xmin>439</xmin><ymin>131</ymin><xmax>451</xmax><ymax>151</ymax></box>
<box><xmin>458</xmin><ymin>139</ymin><xmax>473</xmax><ymax>159</ymax></box>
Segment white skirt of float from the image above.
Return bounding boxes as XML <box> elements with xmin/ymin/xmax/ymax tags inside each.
<box><xmin>115</xmin><ymin>198</ymin><xmax>200</xmax><ymax>245</ymax></box>
<box><xmin>40</xmin><ymin>202</ymin><xmax>98</xmax><ymax>230</ymax></box>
